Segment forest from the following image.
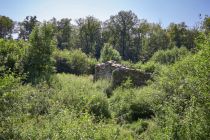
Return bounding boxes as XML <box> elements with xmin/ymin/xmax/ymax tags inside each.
<box><xmin>0</xmin><ymin>10</ymin><xmax>209</xmax><ymax>139</ymax></box>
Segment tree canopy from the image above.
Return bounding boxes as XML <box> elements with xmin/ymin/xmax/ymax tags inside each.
<box><xmin>0</xmin><ymin>15</ymin><xmax>13</xmax><ymax>39</ymax></box>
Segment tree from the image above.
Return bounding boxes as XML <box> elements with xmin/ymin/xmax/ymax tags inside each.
<box><xmin>0</xmin><ymin>15</ymin><xmax>13</xmax><ymax>39</ymax></box>
<box><xmin>202</xmin><ymin>15</ymin><xmax>210</xmax><ymax>34</ymax></box>
<box><xmin>167</xmin><ymin>22</ymin><xmax>197</xmax><ymax>50</ymax></box>
<box><xmin>56</xmin><ymin>18</ymin><xmax>73</xmax><ymax>50</ymax></box>
<box><xmin>24</xmin><ymin>22</ymin><xmax>56</xmax><ymax>84</ymax></box>
<box><xmin>132</xmin><ymin>19</ymin><xmax>151</xmax><ymax>61</ymax></box>
<box><xmin>76</xmin><ymin>16</ymin><xmax>102</xmax><ymax>59</ymax></box>
<box><xmin>18</xmin><ymin>16</ymin><xmax>39</xmax><ymax>40</ymax></box>
<box><xmin>106</xmin><ymin>10</ymin><xmax>139</xmax><ymax>60</ymax></box>
<box><xmin>141</xmin><ymin>23</ymin><xmax>169</xmax><ymax>61</ymax></box>
<box><xmin>99</xmin><ymin>43</ymin><xmax>121</xmax><ymax>62</ymax></box>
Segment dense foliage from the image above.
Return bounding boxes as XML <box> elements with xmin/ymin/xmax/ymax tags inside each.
<box><xmin>24</xmin><ymin>22</ymin><xmax>56</xmax><ymax>84</ymax></box>
<box><xmin>144</xmin><ymin>35</ymin><xmax>210</xmax><ymax>139</ymax></box>
<box><xmin>0</xmin><ymin>12</ymin><xmax>209</xmax><ymax>140</ymax></box>
<box><xmin>99</xmin><ymin>43</ymin><xmax>121</xmax><ymax>62</ymax></box>
<box><xmin>0</xmin><ymin>16</ymin><xmax>13</xmax><ymax>39</ymax></box>
<box><xmin>0</xmin><ymin>39</ymin><xmax>27</xmax><ymax>75</ymax></box>
<box><xmin>54</xmin><ymin>49</ymin><xmax>96</xmax><ymax>75</ymax></box>
<box><xmin>150</xmin><ymin>47</ymin><xmax>190</xmax><ymax>64</ymax></box>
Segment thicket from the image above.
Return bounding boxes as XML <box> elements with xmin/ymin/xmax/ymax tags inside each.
<box><xmin>0</xmin><ymin>12</ymin><xmax>209</xmax><ymax>140</ymax></box>
<box><xmin>54</xmin><ymin>49</ymin><xmax>96</xmax><ymax>75</ymax></box>
<box><xmin>150</xmin><ymin>47</ymin><xmax>190</xmax><ymax>64</ymax></box>
<box><xmin>99</xmin><ymin>43</ymin><xmax>121</xmax><ymax>62</ymax></box>
<box><xmin>23</xmin><ymin>23</ymin><xmax>56</xmax><ymax>84</ymax></box>
<box><xmin>0</xmin><ymin>39</ymin><xmax>27</xmax><ymax>75</ymax></box>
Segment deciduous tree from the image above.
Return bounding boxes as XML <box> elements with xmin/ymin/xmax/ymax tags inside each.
<box><xmin>76</xmin><ymin>16</ymin><xmax>102</xmax><ymax>58</ymax></box>
<box><xmin>0</xmin><ymin>15</ymin><xmax>13</xmax><ymax>39</ymax></box>
<box><xmin>18</xmin><ymin>16</ymin><xmax>39</xmax><ymax>40</ymax></box>
<box><xmin>24</xmin><ymin>22</ymin><xmax>56</xmax><ymax>84</ymax></box>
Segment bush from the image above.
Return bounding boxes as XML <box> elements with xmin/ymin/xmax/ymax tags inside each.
<box><xmin>18</xmin><ymin>111</ymin><xmax>134</xmax><ymax>140</ymax></box>
<box><xmin>150</xmin><ymin>47</ymin><xmax>189</xmax><ymax>65</ymax></box>
<box><xmin>0</xmin><ymin>73</ymin><xmax>134</xmax><ymax>140</ymax></box>
<box><xmin>125</xmin><ymin>120</ymin><xmax>149</xmax><ymax>135</ymax></box>
<box><xmin>134</xmin><ymin>61</ymin><xmax>162</xmax><ymax>73</ymax></box>
<box><xmin>100</xmin><ymin>43</ymin><xmax>121</xmax><ymax>62</ymax></box>
<box><xmin>54</xmin><ymin>49</ymin><xmax>97</xmax><ymax>75</ymax></box>
<box><xmin>110</xmin><ymin>86</ymin><xmax>157</xmax><ymax>123</ymax></box>
<box><xmin>120</xmin><ymin>60</ymin><xmax>135</xmax><ymax>68</ymax></box>
<box><xmin>121</xmin><ymin>60</ymin><xmax>163</xmax><ymax>78</ymax></box>
<box><xmin>145</xmin><ymin>36</ymin><xmax>210</xmax><ymax>139</ymax></box>
<box><xmin>144</xmin><ymin>100</ymin><xmax>209</xmax><ymax>140</ymax></box>
<box><xmin>0</xmin><ymin>39</ymin><xmax>27</xmax><ymax>75</ymax></box>
<box><xmin>87</xmin><ymin>94</ymin><xmax>111</xmax><ymax>119</ymax></box>
<box><xmin>51</xmin><ymin>74</ymin><xmax>110</xmax><ymax>113</ymax></box>
<box><xmin>0</xmin><ymin>74</ymin><xmax>21</xmax><ymax>139</ymax></box>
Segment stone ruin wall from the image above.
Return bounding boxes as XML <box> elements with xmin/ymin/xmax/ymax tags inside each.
<box><xmin>94</xmin><ymin>60</ymin><xmax>128</xmax><ymax>81</ymax></box>
<box><xmin>94</xmin><ymin>60</ymin><xmax>151</xmax><ymax>87</ymax></box>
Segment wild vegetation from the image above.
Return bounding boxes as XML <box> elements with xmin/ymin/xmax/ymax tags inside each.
<box><xmin>0</xmin><ymin>11</ymin><xmax>209</xmax><ymax>140</ymax></box>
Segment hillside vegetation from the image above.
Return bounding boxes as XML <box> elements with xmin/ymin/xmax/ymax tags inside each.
<box><xmin>0</xmin><ymin>12</ymin><xmax>209</xmax><ymax>140</ymax></box>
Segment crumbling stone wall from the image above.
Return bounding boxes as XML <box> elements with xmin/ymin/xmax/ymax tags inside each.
<box><xmin>112</xmin><ymin>67</ymin><xmax>151</xmax><ymax>88</ymax></box>
<box><xmin>94</xmin><ymin>60</ymin><xmax>151</xmax><ymax>87</ymax></box>
<box><xmin>94</xmin><ymin>60</ymin><xmax>126</xmax><ymax>81</ymax></box>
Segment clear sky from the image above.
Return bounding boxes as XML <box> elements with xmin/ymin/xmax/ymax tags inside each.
<box><xmin>0</xmin><ymin>0</ymin><xmax>210</xmax><ymax>27</ymax></box>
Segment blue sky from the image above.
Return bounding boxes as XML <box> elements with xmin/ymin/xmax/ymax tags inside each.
<box><xmin>0</xmin><ymin>0</ymin><xmax>210</xmax><ymax>27</ymax></box>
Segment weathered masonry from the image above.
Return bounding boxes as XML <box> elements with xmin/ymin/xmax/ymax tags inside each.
<box><xmin>94</xmin><ymin>60</ymin><xmax>151</xmax><ymax>87</ymax></box>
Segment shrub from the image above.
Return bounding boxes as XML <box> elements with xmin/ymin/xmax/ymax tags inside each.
<box><xmin>51</xmin><ymin>74</ymin><xmax>109</xmax><ymax>113</ymax></box>
<box><xmin>120</xmin><ymin>60</ymin><xmax>135</xmax><ymax>68</ymax></box>
<box><xmin>125</xmin><ymin>120</ymin><xmax>149</xmax><ymax>135</ymax></box>
<box><xmin>150</xmin><ymin>47</ymin><xmax>189</xmax><ymax>65</ymax></box>
<box><xmin>121</xmin><ymin>60</ymin><xmax>163</xmax><ymax>78</ymax></box>
<box><xmin>134</xmin><ymin>61</ymin><xmax>161</xmax><ymax>73</ymax></box>
<box><xmin>18</xmin><ymin>111</ymin><xmax>134</xmax><ymax>140</ymax></box>
<box><xmin>0</xmin><ymin>73</ymin><xmax>134</xmax><ymax>140</ymax></box>
<box><xmin>110</xmin><ymin>86</ymin><xmax>157</xmax><ymax>123</ymax></box>
<box><xmin>100</xmin><ymin>43</ymin><xmax>121</xmax><ymax>62</ymax></box>
<box><xmin>87</xmin><ymin>94</ymin><xmax>111</xmax><ymax>119</ymax></box>
<box><xmin>0</xmin><ymin>39</ymin><xmax>27</xmax><ymax>75</ymax></box>
<box><xmin>0</xmin><ymin>74</ymin><xmax>21</xmax><ymax>139</ymax></box>
<box><xmin>54</xmin><ymin>49</ymin><xmax>96</xmax><ymax>75</ymax></box>
<box><xmin>145</xmin><ymin>36</ymin><xmax>210</xmax><ymax>139</ymax></box>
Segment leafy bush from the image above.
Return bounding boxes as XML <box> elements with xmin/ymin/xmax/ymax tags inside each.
<box><xmin>144</xmin><ymin>36</ymin><xmax>210</xmax><ymax>139</ymax></box>
<box><xmin>0</xmin><ymin>74</ymin><xmax>21</xmax><ymax>139</ymax></box>
<box><xmin>124</xmin><ymin>120</ymin><xmax>149</xmax><ymax>136</ymax></box>
<box><xmin>54</xmin><ymin>49</ymin><xmax>96</xmax><ymax>75</ymax></box>
<box><xmin>18</xmin><ymin>111</ymin><xmax>133</xmax><ymax>140</ymax></box>
<box><xmin>51</xmin><ymin>74</ymin><xmax>110</xmax><ymax>114</ymax></box>
<box><xmin>0</xmin><ymin>73</ymin><xmax>134</xmax><ymax>140</ymax></box>
<box><xmin>143</xmin><ymin>100</ymin><xmax>209</xmax><ymax>140</ymax></box>
<box><xmin>0</xmin><ymin>39</ymin><xmax>27</xmax><ymax>75</ymax></box>
<box><xmin>100</xmin><ymin>43</ymin><xmax>121</xmax><ymax>62</ymax></box>
<box><xmin>134</xmin><ymin>61</ymin><xmax>162</xmax><ymax>74</ymax></box>
<box><xmin>110</xmin><ymin>86</ymin><xmax>157</xmax><ymax>123</ymax></box>
<box><xmin>87</xmin><ymin>94</ymin><xmax>111</xmax><ymax>119</ymax></box>
<box><xmin>150</xmin><ymin>47</ymin><xmax>189</xmax><ymax>64</ymax></box>
<box><xmin>121</xmin><ymin>60</ymin><xmax>163</xmax><ymax>78</ymax></box>
<box><xmin>156</xmin><ymin>46</ymin><xmax>209</xmax><ymax>107</ymax></box>
<box><xmin>120</xmin><ymin>60</ymin><xmax>135</xmax><ymax>68</ymax></box>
